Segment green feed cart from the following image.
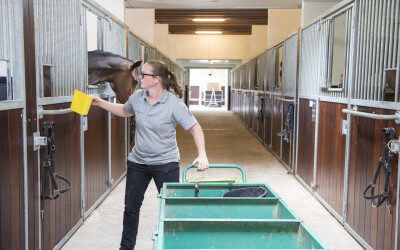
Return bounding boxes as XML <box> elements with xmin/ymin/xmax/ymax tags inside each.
<box><xmin>152</xmin><ymin>164</ymin><xmax>328</xmax><ymax>250</ymax></box>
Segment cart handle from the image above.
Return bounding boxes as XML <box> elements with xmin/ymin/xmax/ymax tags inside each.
<box><xmin>182</xmin><ymin>164</ymin><xmax>247</xmax><ymax>183</ymax></box>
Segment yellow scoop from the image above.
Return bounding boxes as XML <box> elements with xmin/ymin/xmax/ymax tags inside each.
<box><xmin>70</xmin><ymin>90</ymin><xmax>93</xmax><ymax>116</ymax></box>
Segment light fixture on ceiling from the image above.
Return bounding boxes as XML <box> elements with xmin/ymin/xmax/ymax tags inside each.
<box><xmin>192</xmin><ymin>18</ymin><xmax>226</xmax><ymax>22</ymax></box>
<box><xmin>195</xmin><ymin>31</ymin><xmax>222</xmax><ymax>34</ymax></box>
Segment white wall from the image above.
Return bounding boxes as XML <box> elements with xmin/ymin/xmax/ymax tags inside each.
<box><xmin>125</xmin><ymin>9</ymin><xmax>155</xmax><ymax>44</ymax></box>
<box><xmin>86</xmin><ymin>11</ymin><xmax>98</xmax><ymax>51</ymax></box>
<box><xmin>301</xmin><ymin>1</ymin><xmax>341</xmax><ymax>26</ymax></box>
<box><xmin>93</xmin><ymin>0</ymin><xmax>125</xmax><ymax>21</ymax></box>
<box><xmin>267</xmin><ymin>9</ymin><xmax>301</xmax><ymax>48</ymax></box>
<box><xmin>154</xmin><ymin>24</ymin><xmax>169</xmax><ymax>55</ymax></box>
<box><xmin>167</xmin><ymin>35</ymin><xmax>177</xmax><ymax>61</ymax></box>
<box><xmin>250</xmin><ymin>25</ymin><xmax>268</xmax><ymax>58</ymax></box>
<box><xmin>170</xmin><ymin>26</ymin><xmax>267</xmax><ymax>63</ymax></box>
<box><xmin>173</xmin><ymin>35</ymin><xmax>249</xmax><ymax>60</ymax></box>
<box><xmin>0</xmin><ymin>61</ymin><xmax>7</xmax><ymax>76</ymax></box>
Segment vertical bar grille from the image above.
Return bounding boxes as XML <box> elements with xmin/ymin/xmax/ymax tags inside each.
<box><xmin>299</xmin><ymin>21</ymin><xmax>321</xmax><ymax>97</ymax></box>
<box><xmin>353</xmin><ymin>0</ymin><xmax>400</xmax><ymax>101</ymax></box>
<box><xmin>282</xmin><ymin>33</ymin><xmax>298</xmax><ymax>97</ymax></box>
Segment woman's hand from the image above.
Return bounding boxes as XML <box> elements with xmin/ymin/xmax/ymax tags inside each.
<box><xmin>91</xmin><ymin>97</ymin><xmax>102</xmax><ymax>106</ymax></box>
<box><xmin>192</xmin><ymin>155</ymin><xmax>209</xmax><ymax>171</ymax></box>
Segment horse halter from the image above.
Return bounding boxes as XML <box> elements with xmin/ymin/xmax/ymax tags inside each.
<box><xmin>40</xmin><ymin>121</ymin><xmax>72</xmax><ymax>218</ymax></box>
<box><xmin>363</xmin><ymin>127</ymin><xmax>396</xmax><ymax>214</ymax></box>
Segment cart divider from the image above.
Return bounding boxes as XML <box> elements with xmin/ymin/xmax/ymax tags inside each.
<box><xmin>160</xmin><ymin>218</ymin><xmax>302</xmax><ymax>223</ymax></box>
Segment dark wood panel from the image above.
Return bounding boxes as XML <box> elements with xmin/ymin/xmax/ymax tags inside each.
<box><xmin>347</xmin><ymin>106</ymin><xmax>398</xmax><ymax>250</ymax></box>
<box><xmin>296</xmin><ymin>98</ymin><xmax>315</xmax><ymax>186</ymax></box>
<box><xmin>264</xmin><ymin>95</ymin><xmax>273</xmax><ymax>146</ymax></box>
<box><xmin>272</xmin><ymin>96</ymin><xmax>282</xmax><ymax>156</ymax></box>
<box><xmin>85</xmin><ymin>105</ymin><xmax>109</xmax><ymax>212</ymax></box>
<box><xmin>257</xmin><ymin>94</ymin><xmax>265</xmax><ymax>140</ymax></box>
<box><xmin>245</xmin><ymin>91</ymin><xmax>252</xmax><ymax>128</ymax></box>
<box><xmin>281</xmin><ymin>99</ymin><xmax>294</xmax><ymax>168</ymax></box>
<box><xmin>240</xmin><ymin>92</ymin><xmax>246</xmax><ymax>121</ymax></box>
<box><xmin>40</xmin><ymin>103</ymin><xmax>81</xmax><ymax>250</ymax></box>
<box><xmin>0</xmin><ymin>109</ymin><xmax>24</xmax><ymax>250</ymax></box>
<box><xmin>315</xmin><ymin>102</ymin><xmax>346</xmax><ymax>215</ymax></box>
<box><xmin>169</xmin><ymin>25</ymin><xmax>252</xmax><ymax>35</ymax></box>
<box><xmin>249</xmin><ymin>92</ymin><xmax>255</xmax><ymax>131</ymax></box>
<box><xmin>111</xmin><ymin>116</ymin><xmax>126</xmax><ymax>183</ymax></box>
<box><xmin>252</xmin><ymin>93</ymin><xmax>260</xmax><ymax>135</ymax></box>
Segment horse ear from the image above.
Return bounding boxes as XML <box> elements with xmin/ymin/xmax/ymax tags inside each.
<box><xmin>130</xmin><ymin>60</ymin><xmax>142</xmax><ymax>71</ymax></box>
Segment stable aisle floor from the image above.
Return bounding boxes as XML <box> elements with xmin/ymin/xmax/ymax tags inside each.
<box><xmin>62</xmin><ymin>110</ymin><xmax>363</xmax><ymax>250</ymax></box>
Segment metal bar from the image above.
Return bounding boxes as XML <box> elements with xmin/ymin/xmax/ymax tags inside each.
<box><xmin>363</xmin><ymin>0</ymin><xmax>372</xmax><ymax>100</ymax></box>
<box><xmin>369</xmin><ymin>0</ymin><xmax>378</xmax><ymax>101</ymax></box>
<box><xmin>111</xmin><ymin>170</ymin><xmax>126</xmax><ymax>191</ymax></box>
<box><xmin>353</xmin><ymin>0</ymin><xmax>363</xmax><ymax>100</ymax></box>
<box><xmin>38</xmin><ymin>107</ymin><xmax>74</xmax><ymax>117</ymax></box>
<box><xmin>343</xmin><ymin>8</ymin><xmax>351</xmax><ymax>99</ymax></box>
<box><xmin>276</xmin><ymin>97</ymin><xmax>295</xmax><ymax>102</ymax></box>
<box><xmin>108</xmin><ymin>96</ymin><xmax>112</xmax><ymax>188</ymax></box>
<box><xmin>280</xmin><ymin>100</ymin><xmax>283</xmax><ymax>159</ymax></box>
<box><xmin>53</xmin><ymin>218</ymin><xmax>84</xmax><ymax>250</ymax></box>
<box><xmin>388</xmin><ymin>0</ymin><xmax>395</xmax><ymax>69</ymax></box>
<box><xmin>382</xmin><ymin>0</ymin><xmax>390</xmax><ymax>100</ymax></box>
<box><xmin>312</xmin><ymin>99</ymin><xmax>320</xmax><ymax>190</ymax></box>
<box><xmin>344</xmin><ymin>224</ymin><xmax>374</xmax><ymax>250</ymax></box>
<box><xmin>295</xmin><ymin>173</ymin><xmax>314</xmax><ymax>194</ymax></box>
<box><xmin>80</xmin><ymin>115</ymin><xmax>85</xmax><ymax>218</ymax></box>
<box><xmin>397</xmin><ymin>9</ymin><xmax>400</xmax><ymax>103</ymax></box>
<box><xmin>342</xmin><ymin>108</ymin><xmax>400</xmax><ymax>123</ymax></box>
<box><xmin>314</xmin><ymin>192</ymin><xmax>343</xmax><ymax>224</ymax></box>
<box><xmin>393</xmin><ymin>0</ymin><xmax>399</xmax><ymax>70</ymax></box>
<box><xmin>0</xmin><ymin>100</ymin><xmax>25</xmax><ymax>111</ymax></box>
<box><xmin>374</xmin><ymin>1</ymin><xmax>383</xmax><ymax>101</ymax></box>
<box><xmin>395</xmin><ymin>144</ymin><xmax>400</xmax><ymax>250</ymax></box>
<box><xmin>22</xmin><ymin>107</ymin><xmax>28</xmax><ymax>250</ymax></box>
<box><xmin>342</xmin><ymin>111</ymin><xmax>352</xmax><ymax>224</ymax></box>
<box><xmin>84</xmin><ymin>189</ymin><xmax>111</xmax><ymax>219</ymax></box>
<box><xmin>377</xmin><ymin>0</ymin><xmax>386</xmax><ymax>101</ymax></box>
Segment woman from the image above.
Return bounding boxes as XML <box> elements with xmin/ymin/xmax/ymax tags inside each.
<box><xmin>91</xmin><ymin>60</ymin><xmax>209</xmax><ymax>250</ymax></box>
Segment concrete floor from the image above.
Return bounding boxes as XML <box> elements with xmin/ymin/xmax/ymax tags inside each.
<box><xmin>62</xmin><ymin>110</ymin><xmax>363</xmax><ymax>250</ymax></box>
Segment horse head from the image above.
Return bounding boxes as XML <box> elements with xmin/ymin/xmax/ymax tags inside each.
<box><xmin>88</xmin><ymin>50</ymin><xmax>142</xmax><ymax>103</ymax></box>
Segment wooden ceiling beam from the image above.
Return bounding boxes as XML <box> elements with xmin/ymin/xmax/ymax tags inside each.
<box><xmin>158</xmin><ymin>21</ymin><xmax>267</xmax><ymax>26</ymax></box>
<box><xmin>156</xmin><ymin>9</ymin><xmax>267</xmax><ymax>35</ymax></box>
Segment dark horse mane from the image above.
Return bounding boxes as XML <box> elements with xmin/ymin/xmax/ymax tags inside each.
<box><xmin>87</xmin><ymin>50</ymin><xmax>142</xmax><ymax>103</ymax></box>
<box><xmin>88</xmin><ymin>50</ymin><xmax>138</xmax><ymax>71</ymax></box>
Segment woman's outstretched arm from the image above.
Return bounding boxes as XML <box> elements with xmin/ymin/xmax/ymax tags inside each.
<box><xmin>92</xmin><ymin>97</ymin><xmax>132</xmax><ymax>117</ymax></box>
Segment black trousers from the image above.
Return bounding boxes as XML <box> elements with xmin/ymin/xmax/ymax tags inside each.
<box><xmin>120</xmin><ymin>161</ymin><xmax>180</xmax><ymax>250</ymax></box>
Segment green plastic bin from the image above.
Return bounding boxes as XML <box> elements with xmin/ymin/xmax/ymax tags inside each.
<box><xmin>153</xmin><ymin>165</ymin><xmax>328</xmax><ymax>250</ymax></box>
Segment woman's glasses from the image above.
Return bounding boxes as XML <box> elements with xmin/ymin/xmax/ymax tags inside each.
<box><xmin>139</xmin><ymin>72</ymin><xmax>156</xmax><ymax>78</ymax></box>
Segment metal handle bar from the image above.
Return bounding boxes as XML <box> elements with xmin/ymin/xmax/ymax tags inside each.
<box><xmin>277</xmin><ymin>98</ymin><xmax>295</xmax><ymax>102</ymax></box>
<box><xmin>182</xmin><ymin>164</ymin><xmax>247</xmax><ymax>183</ymax></box>
<box><xmin>38</xmin><ymin>106</ymin><xmax>74</xmax><ymax>119</ymax></box>
<box><xmin>342</xmin><ymin>109</ymin><xmax>400</xmax><ymax>124</ymax></box>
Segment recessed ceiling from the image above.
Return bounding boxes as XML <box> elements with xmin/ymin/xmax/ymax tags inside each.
<box><xmin>155</xmin><ymin>9</ymin><xmax>268</xmax><ymax>35</ymax></box>
<box><xmin>125</xmin><ymin>0</ymin><xmax>303</xmax><ymax>9</ymax></box>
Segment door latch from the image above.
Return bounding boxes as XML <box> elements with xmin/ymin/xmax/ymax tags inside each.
<box><xmin>342</xmin><ymin>120</ymin><xmax>349</xmax><ymax>135</ymax></box>
<box><xmin>33</xmin><ymin>131</ymin><xmax>47</xmax><ymax>151</ymax></box>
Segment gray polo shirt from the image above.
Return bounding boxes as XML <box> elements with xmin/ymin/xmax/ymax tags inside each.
<box><xmin>124</xmin><ymin>89</ymin><xmax>198</xmax><ymax>165</ymax></box>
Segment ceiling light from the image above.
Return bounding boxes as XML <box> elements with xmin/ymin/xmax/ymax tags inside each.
<box><xmin>195</xmin><ymin>31</ymin><xmax>222</xmax><ymax>34</ymax></box>
<box><xmin>193</xmin><ymin>18</ymin><xmax>226</xmax><ymax>22</ymax></box>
